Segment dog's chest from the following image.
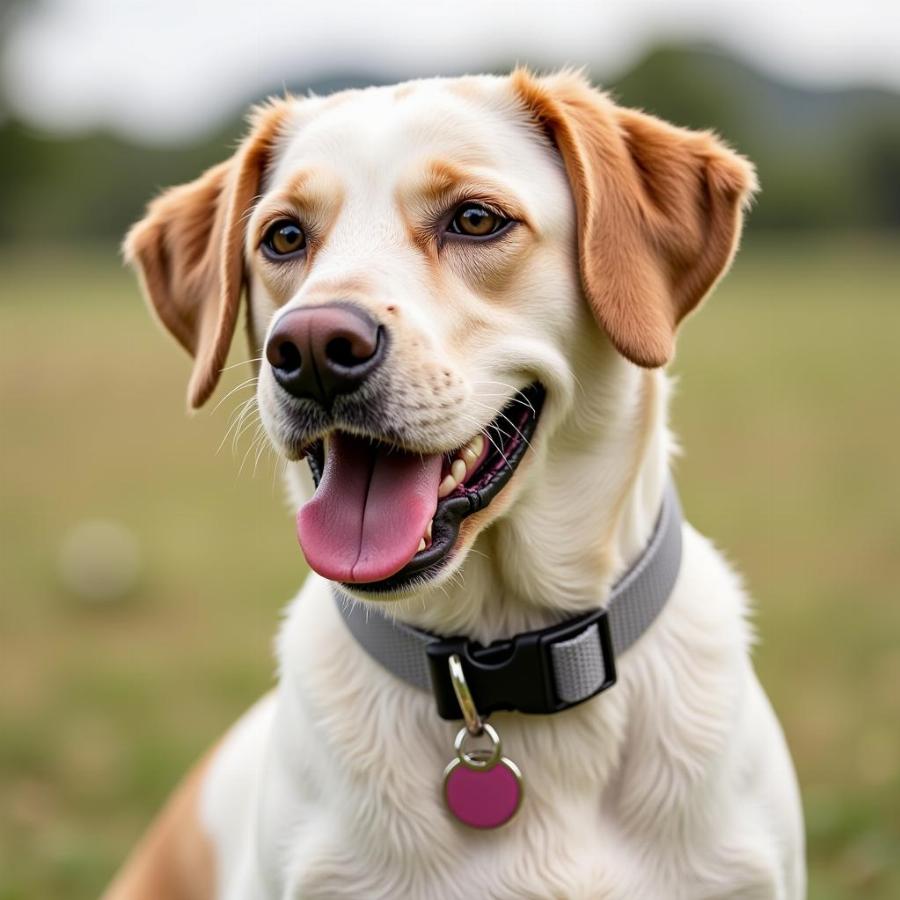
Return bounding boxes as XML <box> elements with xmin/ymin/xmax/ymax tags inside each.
<box><xmin>284</xmin><ymin>830</ymin><xmax>644</xmax><ymax>900</ymax></box>
<box><xmin>265</xmin><ymin>712</ymin><xmax>775</xmax><ymax>899</ymax></box>
<box><xmin>263</xmin><ymin>583</ymin><xmax>638</xmax><ymax>898</ymax></box>
<box><xmin>233</xmin><ymin>550</ymin><xmax>792</xmax><ymax>900</ymax></box>
<box><xmin>273</xmin><ymin>736</ymin><xmax>646</xmax><ymax>900</ymax></box>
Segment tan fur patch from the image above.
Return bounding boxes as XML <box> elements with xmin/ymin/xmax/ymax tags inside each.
<box><xmin>420</xmin><ymin>157</ymin><xmax>469</xmax><ymax>201</ymax></box>
<box><xmin>250</xmin><ymin>167</ymin><xmax>346</xmax><ymax>293</ymax></box>
<box><xmin>393</xmin><ymin>83</ymin><xmax>417</xmax><ymax>101</ymax></box>
<box><xmin>102</xmin><ymin>746</ymin><xmax>218</xmax><ymax>900</ymax></box>
<box><xmin>398</xmin><ymin>157</ymin><xmax>533</xmax><ymax>265</ymax></box>
<box><xmin>447</xmin><ymin>77</ymin><xmax>491</xmax><ymax>102</ymax></box>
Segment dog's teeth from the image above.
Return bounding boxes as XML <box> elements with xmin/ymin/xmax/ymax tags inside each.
<box><xmin>425</xmin><ymin>519</ymin><xmax>433</xmax><ymax>541</ymax></box>
<box><xmin>440</xmin><ymin>436</ymin><xmax>483</xmax><ymax>499</ymax></box>
<box><xmin>460</xmin><ymin>433</ymin><xmax>485</xmax><ymax>469</ymax></box>
<box><xmin>417</xmin><ymin>537</ymin><xmax>426</xmax><ymax>553</ymax></box>
<box><xmin>438</xmin><ymin>474</ymin><xmax>457</xmax><ymax>498</ymax></box>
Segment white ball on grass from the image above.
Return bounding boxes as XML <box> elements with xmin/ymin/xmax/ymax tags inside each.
<box><xmin>58</xmin><ymin>519</ymin><xmax>141</xmax><ymax>602</ymax></box>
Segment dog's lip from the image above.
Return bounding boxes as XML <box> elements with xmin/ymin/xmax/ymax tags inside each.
<box><xmin>303</xmin><ymin>382</ymin><xmax>545</xmax><ymax>594</ymax></box>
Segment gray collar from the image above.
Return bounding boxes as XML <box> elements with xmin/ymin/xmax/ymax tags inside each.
<box><xmin>334</xmin><ymin>482</ymin><xmax>683</xmax><ymax>720</ymax></box>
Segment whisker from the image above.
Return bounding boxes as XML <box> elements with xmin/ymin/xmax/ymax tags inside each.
<box><xmin>251</xmin><ymin>425</ymin><xmax>274</xmax><ymax>477</ymax></box>
<box><xmin>223</xmin><ymin>395</ymin><xmax>261</xmax><ymax>458</ymax></box>
<box><xmin>238</xmin><ymin>423</ymin><xmax>265</xmax><ymax>477</ymax></box>
<box><xmin>486</xmin><ymin>422</ymin><xmax>515</xmax><ymax>472</ymax></box>
<box><xmin>453</xmin><ymin>411</ymin><xmax>513</xmax><ymax>473</ymax></box>
<box><xmin>271</xmin><ymin>450</ymin><xmax>288</xmax><ymax>494</ymax></box>
<box><xmin>472</xmin><ymin>393</ymin><xmax>536</xmax><ymax>415</ymax></box>
<box><xmin>469</xmin><ymin>383</ymin><xmax>537</xmax><ymax>415</ymax></box>
<box><xmin>467</xmin><ymin>401</ymin><xmax>534</xmax><ymax>453</ymax></box>
<box><xmin>233</xmin><ymin>406</ymin><xmax>261</xmax><ymax>455</ymax></box>
<box><xmin>464</xmin><ymin>547</ymin><xmax>490</xmax><ymax>561</ymax></box>
<box><xmin>219</xmin><ymin>356</ymin><xmax>264</xmax><ymax>374</ymax></box>
<box><xmin>211</xmin><ymin>376</ymin><xmax>259</xmax><ymax>413</ymax></box>
<box><xmin>471</xmin><ymin>379</ymin><xmax>522</xmax><ymax>391</ymax></box>
<box><xmin>216</xmin><ymin>396</ymin><xmax>257</xmax><ymax>455</ymax></box>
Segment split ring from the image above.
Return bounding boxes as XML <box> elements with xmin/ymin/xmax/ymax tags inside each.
<box><xmin>454</xmin><ymin>722</ymin><xmax>503</xmax><ymax>770</ymax></box>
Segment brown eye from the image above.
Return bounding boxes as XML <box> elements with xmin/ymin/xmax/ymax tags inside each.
<box><xmin>262</xmin><ymin>220</ymin><xmax>306</xmax><ymax>258</ymax></box>
<box><xmin>448</xmin><ymin>203</ymin><xmax>508</xmax><ymax>238</ymax></box>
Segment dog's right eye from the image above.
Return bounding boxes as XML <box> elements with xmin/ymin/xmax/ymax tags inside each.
<box><xmin>447</xmin><ymin>203</ymin><xmax>509</xmax><ymax>238</ymax></box>
<box><xmin>262</xmin><ymin>220</ymin><xmax>306</xmax><ymax>259</ymax></box>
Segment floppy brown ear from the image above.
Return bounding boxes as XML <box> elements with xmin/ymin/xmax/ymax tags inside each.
<box><xmin>511</xmin><ymin>69</ymin><xmax>758</xmax><ymax>367</ymax></box>
<box><xmin>123</xmin><ymin>100</ymin><xmax>290</xmax><ymax>408</ymax></box>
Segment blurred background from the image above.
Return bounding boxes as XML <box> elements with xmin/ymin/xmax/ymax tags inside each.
<box><xmin>1</xmin><ymin>1</ymin><xmax>898</xmax><ymax>897</ymax></box>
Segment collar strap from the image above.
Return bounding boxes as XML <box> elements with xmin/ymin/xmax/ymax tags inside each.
<box><xmin>334</xmin><ymin>482</ymin><xmax>682</xmax><ymax>720</ymax></box>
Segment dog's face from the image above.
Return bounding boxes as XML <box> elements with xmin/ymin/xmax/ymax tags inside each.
<box><xmin>125</xmin><ymin>72</ymin><xmax>756</xmax><ymax>599</ymax></box>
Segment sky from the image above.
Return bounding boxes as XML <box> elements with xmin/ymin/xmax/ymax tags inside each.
<box><xmin>3</xmin><ymin>0</ymin><xmax>899</xmax><ymax>144</ymax></box>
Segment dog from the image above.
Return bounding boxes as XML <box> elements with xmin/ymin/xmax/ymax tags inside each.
<box><xmin>107</xmin><ymin>70</ymin><xmax>805</xmax><ymax>899</ymax></box>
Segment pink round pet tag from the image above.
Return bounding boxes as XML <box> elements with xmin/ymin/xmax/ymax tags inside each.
<box><xmin>442</xmin><ymin>724</ymin><xmax>523</xmax><ymax>829</ymax></box>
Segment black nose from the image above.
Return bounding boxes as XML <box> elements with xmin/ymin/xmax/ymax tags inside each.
<box><xmin>265</xmin><ymin>303</ymin><xmax>385</xmax><ymax>405</ymax></box>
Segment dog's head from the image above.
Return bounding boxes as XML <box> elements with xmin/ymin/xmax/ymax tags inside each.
<box><xmin>125</xmin><ymin>71</ymin><xmax>756</xmax><ymax>599</ymax></box>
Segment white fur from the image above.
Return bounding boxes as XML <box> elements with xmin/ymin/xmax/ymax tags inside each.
<box><xmin>199</xmin><ymin>77</ymin><xmax>805</xmax><ymax>899</ymax></box>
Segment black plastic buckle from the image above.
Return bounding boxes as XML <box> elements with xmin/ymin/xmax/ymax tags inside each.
<box><xmin>425</xmin><ymin>607</ymin><xmax>617</xmax><ymax>720</ymax></box>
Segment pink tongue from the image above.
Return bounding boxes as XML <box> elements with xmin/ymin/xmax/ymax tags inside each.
<box><xmin>296</xmin><ymin>433</ymin><xmax>444</xmax><ymax>583</ymax></box>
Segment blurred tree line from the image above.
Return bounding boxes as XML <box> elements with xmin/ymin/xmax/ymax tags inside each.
<box><xmin>1</xmin><ymin>44</ymin><xmax>899</xmax><ymax>244</ymax></box>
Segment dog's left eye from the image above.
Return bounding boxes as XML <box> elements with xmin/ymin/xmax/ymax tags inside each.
<box><xmin>447</xmin><ymin>203</ymin><xmax>509</xmax><ymax>238</ymax></box>
<box><xmin>261</xmin><ymin>219</ymin><xmax>306</xmax><ymax>259</ymax></box>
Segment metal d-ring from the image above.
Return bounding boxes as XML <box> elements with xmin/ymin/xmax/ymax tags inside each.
<box><xmin>448</xmin><ymin>653</ymin><xmax>483</xmax><ymax>736</ymax></box>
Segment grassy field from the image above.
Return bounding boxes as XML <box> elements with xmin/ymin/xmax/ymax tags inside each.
<box><xmin>1</xmin><ymin>235</ymin><xmax>898</xmax><ymax>898</ymax></box>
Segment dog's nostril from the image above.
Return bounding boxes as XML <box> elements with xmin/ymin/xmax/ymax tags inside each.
<box><xmin>277</xmin><ymin>341</ymin><xmax>302</xmax><ymax>373</ymax></box>
<box><xmin>326</xmin><ymin>336</ymin><xmax>365</xmax><ymax>368</ymax></box>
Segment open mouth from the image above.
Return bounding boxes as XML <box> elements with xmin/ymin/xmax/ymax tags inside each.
<box><xmin>297</xmin><ymin>382</ymin><xmax>545</xmax><ymax>593</ymax></box>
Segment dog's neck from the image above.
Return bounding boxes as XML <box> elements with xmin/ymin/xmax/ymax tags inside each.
<box><xmin>396</xmin><ymin>363</ymin><xmax>671</xmax><ymax>644</ymax></box>
<box><xmin>286</xmin><ymin>361</ymin><xmax>672</xmax><ymax>647</ymax></box>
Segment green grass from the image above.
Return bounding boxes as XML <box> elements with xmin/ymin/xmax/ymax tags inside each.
<box><xmin>1</xmin><ymin>235</ymin><xmax>898</xmax><ymax>898</ymax></box>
